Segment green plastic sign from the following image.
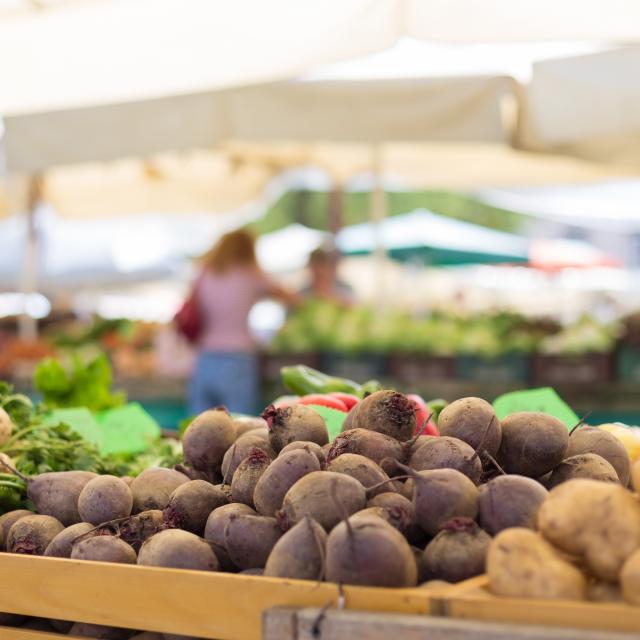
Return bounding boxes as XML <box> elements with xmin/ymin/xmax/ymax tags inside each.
<box><xmin>95</xmin><ymin>402</ymin><xmax>161</xmax><ymax>455</ymax></box>
<box><xmin>43</xmin><ymin>407</ymin><xmax>104</xmax><ymax>448</ymax></box>
<box><xmin>308</xmin><ymin>404</ymin><xmax>347</xmax><ymax>441</ymax></box>
<box><xmin>493</xmin><ymin>387</ymin><xmax>580</xmax><ymax>430</ymax></box>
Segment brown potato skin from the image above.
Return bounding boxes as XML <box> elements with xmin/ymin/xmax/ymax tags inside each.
<box><xmin>487</xmin><ymin>528</ymin><xmax>586</xmax><ymax>600</ymax></box>
<box><xmin>498</xmin><ymin>412</ymin><xmax>569</xmax><ymax>478</ymax></box>
<box><xmin>538</xmin><ymin>478</ymin><xmax>640</xmax><ymax>581</ymax></box>
<box><xmin>621</xmin><ymin>549</ymin><xmax>640</xmax><ymax>605</ymax></box>
<box><xmin>437</xmin><ymin>397</ymin><xmax>502</xmax><ymax>459</ymax></box>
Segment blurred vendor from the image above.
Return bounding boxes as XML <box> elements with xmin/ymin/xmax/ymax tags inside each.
<box><xmin>300</xmin><ymin>246</ymin><xmax>355</xmax><ymax>305</ymax></box>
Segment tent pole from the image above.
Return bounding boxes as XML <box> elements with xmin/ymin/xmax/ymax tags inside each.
<box><xmin>18</xmin><ymin>175</ymin><xmax>41</xmax><ymax>341</ymax></box>
<box><xmin>370</xmin><ymin>144</ymin><xmax>387</xmax><ymax>308</ymax></box>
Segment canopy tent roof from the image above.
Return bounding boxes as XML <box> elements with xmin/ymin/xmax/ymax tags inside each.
<box><xmin>336</xmin><ymin>209</ymin><xmax>530</xmax><ymax>265</ymax></box>
<box><xmin>1</xmin><ymin>1</ymin><xmax>640</xmax><ymax>177</ymax></box>
<box><xmin>0</xmin><ymin>0</ymin><xmax>638</xmax><ymax>117</ymax></box>
<box><xmin>477</xmin><ymin>179</ymin><xmax>640</xmax><ymax>232</ymax></box>
<box><xmin>3</xmin><ymin>75</ymin><xmax>516</xmax><ymax>173</ymax></box>
<box><xmin>3</xmin><ymin>143</ymin><xmax>637</xmax><ymax>220</ymax></box>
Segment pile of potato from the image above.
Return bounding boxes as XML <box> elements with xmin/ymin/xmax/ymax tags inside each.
<box><xmin>0</xmin><ymin>388</ymin><xmax>638</xmax><ymax>633</ymax></box>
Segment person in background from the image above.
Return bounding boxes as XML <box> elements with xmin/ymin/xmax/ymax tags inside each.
<box><xmin>300</xmin><ymin>246</ymin><xmax>355</xmax><ymax>305</ymax></box>
<box><xmin>189</xmin><ymin>229</ymin><xmax>296</xmax><ymax>416</ymax></box>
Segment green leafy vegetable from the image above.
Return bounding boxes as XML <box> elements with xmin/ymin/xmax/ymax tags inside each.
<box><xmin>34</xmin><ymin>353</ymin><xmax>126</xmax><ymax>412</ymax></box>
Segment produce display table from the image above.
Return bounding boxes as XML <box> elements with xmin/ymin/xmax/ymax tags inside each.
<box><xmin>2</xmin><ymin>556</ymin><xmax>640</xmax><ymax>639</ymax></box>
<box><xmin>0</xmin><ymin>555</ymin><xmax>435</xmax><ymax>640</ymax></box>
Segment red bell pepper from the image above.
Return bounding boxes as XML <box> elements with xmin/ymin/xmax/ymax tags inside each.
<box><xmin>327</xmin><ymin>392</ymin><xmax>360</xmax><ymax>411</ymax></box>
<box><xmin>298</xmin><ymin>394</ymin><xmax>349</xmax><ymax>412</ymax></box>
<box><xmin>407</xmin><ymin>393</ymin><xmax>439</xmax><ymax>436</ymax></box>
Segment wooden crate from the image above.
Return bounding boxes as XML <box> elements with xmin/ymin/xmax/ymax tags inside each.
<box><xmin>263</xmin><ymin>606</ymin><xmax>636</xmax><ymax>640</ymax></box>
<box><xmin>440</xmin><ymin>575</ymin><xmax>640</xmax><ymax>635</ymax></box>
<box><xmin>0</xmin><ymin>555</ymin><xmax>440</xmax><ymax>640</ymax></box>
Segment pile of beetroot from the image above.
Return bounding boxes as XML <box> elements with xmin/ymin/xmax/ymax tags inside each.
<box><xmin>0</xmin><ymin>389</ymin><xmax>632</xmax><ymax>593</ymax></box>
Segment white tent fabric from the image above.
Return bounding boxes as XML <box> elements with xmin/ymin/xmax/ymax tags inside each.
<box><xmin>2</xmin><ymin>1</ymin><xmax>640</xmax><ymax>173</ymax></box>
<box><xmin>3</xmin><ymin>76</ymin><xmax>515</xmax><ymax>172</ymax></box>
<box><xmin>1</xmin><ymin>0</ymin><xmax>638</xmax><ymax>117</ymax></box>
<box><xmin>256</xmin><ymin>224</ymin><xmax>329</xmax><ymax>273</ymax></box>
<box><xmin>518</xmin><ymin>47</ymin><xmax>640</xmax><ymax>165</ymax></box>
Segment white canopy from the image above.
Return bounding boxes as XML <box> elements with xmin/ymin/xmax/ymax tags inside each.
<box><xmin>2</xmin><ymin>1</ymin><xmax>640</xmax><ymax>174</ymax></box>
<box><xmin>1</xmin><ymin>0</ymin><xmax>638</xmax><ymax>117</ymax></box>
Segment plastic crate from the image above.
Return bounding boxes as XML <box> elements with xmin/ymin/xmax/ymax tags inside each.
<box><xmin>456</xmin><ymin>355</ymin><xmax>531</xmax><ymax>383</ymax></box>
<box><xmin>388</xmin><ymin>354</ymin><xmax>457</xmax><ymax>383</ymax></box>
<box><xmin>617</xmin><ymin>347</ymin><xmax>640</xmax><ymax>383</ymax></box>
<box><xmin>532</xmin><ymin>353</ymin><xmax>614</xmax><ymax>385</ymax></box>
<box><xmin>320</xmin><ymin>352</ymin><xmax>388</xmax><ymax>382</ymax></box>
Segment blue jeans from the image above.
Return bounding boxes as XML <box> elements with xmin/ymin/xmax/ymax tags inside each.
<box><xmin>189</xmin><ymin>352</ymin><xmax>260</xmax><ymax>416</ymax></box>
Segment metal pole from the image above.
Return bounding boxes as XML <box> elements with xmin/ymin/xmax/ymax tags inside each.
<box><xmin>18</xmin><ymin>175</ymin><xmax>41</xmax><ymax>340</ymax></box>
<box><xmin>370</xmin><ymin>144</ymin><xmax>387</xmax><ymax>308</ymax></box>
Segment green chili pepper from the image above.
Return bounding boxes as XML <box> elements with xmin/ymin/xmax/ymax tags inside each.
<box><xmin>427</xmin><ymin>398</ymin><xmax>448</xmax><ymax>423</ymax></box>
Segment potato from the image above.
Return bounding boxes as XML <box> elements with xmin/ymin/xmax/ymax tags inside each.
<box><xmin>538</xmin><ymin>478</ymin><xmax>640</xmax><ymax>581</ymax></box>
<box><xmin>621</xmin><ymin>549</ymin><xmax>640</xmax><ymax>605</ymax></box>
<box><xmin>498</xmin><ymin>412</ymin><xmax>568</xmax><ymax>478</ymax></box>
<box><xmin>487</xmin><ymin>528</ymin><xmax>586</xmax><ymax>600</ymax></box>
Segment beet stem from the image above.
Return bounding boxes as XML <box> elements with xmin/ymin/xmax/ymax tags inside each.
<box><xmin>484</xmin><ymin>451</ymin><xmax>507</xmax><ymax>476</ymax></box>
<box><xmin>569</xmin><ymin>411</ymin><xmax>593</xmax><ymax>436</ymax></box>
<box><xmin>364</xmin><ymin>474</ymin><xmax>413</xmax><ymax>496</ymax></box>
<box><xmin>468</xmin><ymin>415</ymin><xmax>496</xmax><ymax>464</ymax></box>
<box><xmin>405</xmin><ymin>412</ymin><xmax>434</xmax><ymax>450</ymax></box>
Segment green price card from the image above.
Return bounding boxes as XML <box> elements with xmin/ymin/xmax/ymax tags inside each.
<box><xmin>43</xmin><ymin>407</ymin><xmax>104</xmax><ymax>448</ymax></box>
<box><xmin>308</xmin><ymin>404</ymin><xmax>347</xmax><ymax>442</ymax></box>
<box><xmin>95</xmin><ymin>402</ymin><xmax>161</xmax><ymax>455</ymax></box>
<box><xmin>493</xmin><ymin>387</ymin><xmax>580</xmax><ymax>430</ymax></box>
